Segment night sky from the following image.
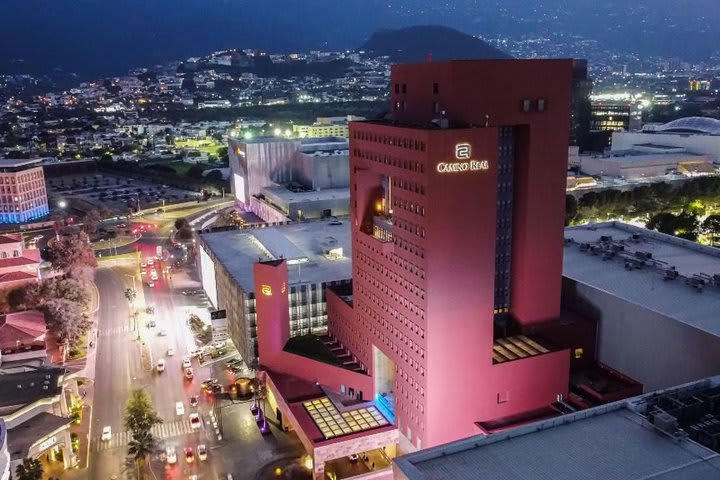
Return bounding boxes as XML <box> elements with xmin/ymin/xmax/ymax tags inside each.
<box><xmin>1</xmin><ymin>0</ymin><xmax>717</xmax><ymax>77</ymax></box>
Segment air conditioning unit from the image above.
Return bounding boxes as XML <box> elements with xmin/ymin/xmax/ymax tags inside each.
<box><xmin>653</xmin><ymin>411</ymin><xmax>679</xmax><ymax>433</ymax></box>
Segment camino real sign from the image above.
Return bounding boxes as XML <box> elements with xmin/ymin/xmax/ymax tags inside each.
<box><xmin>436</xmin><ymin>143</ymin><xmax>489</xmax><ymax>173</ymax></box>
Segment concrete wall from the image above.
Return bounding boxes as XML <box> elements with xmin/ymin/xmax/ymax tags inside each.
<box><xmin>288</xmin><ymin>197</ymin><xmax>350</xmax><ymax>221</ymax></box>
<box><xmin>563</xmin><ymin>277</ymin><xmax>720</xmax><ymax>391</ymax></box>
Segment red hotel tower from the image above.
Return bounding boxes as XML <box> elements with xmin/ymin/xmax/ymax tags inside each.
<box><xmin>330</xmin><ymin>59</ymin><xmax>575</xmax><ymax>450</ymax></box>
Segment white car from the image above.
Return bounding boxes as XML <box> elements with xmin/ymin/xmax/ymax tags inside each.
<box><xmin>148</xmin><ymin>281</ymin><xmax>155</xmax><ymax>288</ymax></box>
<box><xmin>175</xmin><ymin>401</ymin><xmax>185</xmax><ymax>416</ymax></box>
<box><xmin>158</xmin><ymin>329</ymin><xmax>167</xmax><ymax>336</ymax></box>
<box><xmin>148</xmin><ymin>258</ymin><xmax>154</xmax><ymax>266</ymax></box>
<box><xmin>151</xmin><ymin>273</ymin><xmax>158</xmax><ymax>281</ymax></box>
<box><xmin>182</xmin><ymin>358</ymin><xmax>192</xmax><ymax>369</ymax></box>
<box><xmin>197</xmin><ymin>444</ymin><xmax>207</xmax><ymax>461</ymax></box>
<box><xmin>189</xmin><ymin>413</ymin><xmax>201</xmax><ymax>430</ymax></box>
<box><xmin>101</xmin><ymin>426</ymin><xmax>112</xmax><ymax>441</ymax></box>
<box><xmin>141</xmin><ymin>261</ymin><xmax>147</xmax><ymax>268</ymax></box>
<box><xmin>156</xmin><ymin>358</ymin><xmax>165</xmax><ymax>372</ymax></box>
<box><xmin>166</xmin><ymin>445</ymin><xmax>177</xmax><ymax>464</ymax></box>
<box><xmin>167</xmin><ymin>347</ymin><xmax>175</xmax><ymax>356</ymax></box>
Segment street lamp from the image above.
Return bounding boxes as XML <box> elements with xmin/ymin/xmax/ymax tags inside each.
<box><xmin>57</xmin><ymin>200</ymin><xmax>68</xmax><ymax>209</ymax></box>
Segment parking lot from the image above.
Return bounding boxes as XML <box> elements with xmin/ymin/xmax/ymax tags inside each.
<box><xmin>46</xmin><ymin>173</ymin><xmax>201</xmax><ymax>214</ymax></box>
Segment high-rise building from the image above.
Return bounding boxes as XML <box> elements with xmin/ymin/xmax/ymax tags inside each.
<box><xmin>0</xmin><ymin>159</ymin><xmax>49</xmax><ymax>224</ymax></box>
<box><xmin>338</xmin><ymin>59</ymin><xmax>574</xmax><ymax>449</ymax></box>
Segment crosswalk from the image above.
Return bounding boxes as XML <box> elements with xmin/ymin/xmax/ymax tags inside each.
<box><xmin>98</xmin><ymin>325</ymin><xmax>131</xmax><ymax>337</ymax></box>
<box><xmin>94</xmin><ymin>420</ymin><xmax>197</xmax><ymax>452</ymax></box>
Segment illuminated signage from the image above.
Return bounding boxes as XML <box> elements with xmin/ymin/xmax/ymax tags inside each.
<box><xmin>261</xmin><ymin>285</ymin><xmax>272</xmax><ymax>296</ymax></box>
<box><xmin>38</xmin><ymin>436</ymin><xmax>57</xmax><ymax>451</ymax></box>
<box><xmin>281</xmin><ymin>283</ymin><xmax>287</xmax><ymax>294</ymax></box>
<box><xmin>437</xmin><ymin>143</ymin><xmax>489</xmax><ymax>173</ymax></box>
<box><xmin>455</xmin><ymin>143</ymin><xmax>471</xmax><ymax>160</ymax></box>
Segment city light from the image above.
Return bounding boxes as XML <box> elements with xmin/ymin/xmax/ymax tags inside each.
<box><xmin>57</xmin><ymin>200</ymin><xmax>68</xmax><ymax>208</ymax></box>
<box><xmin>243</xmin><ymin>132</ymin><xmax>253</xmax><ymax>140</ymax></box>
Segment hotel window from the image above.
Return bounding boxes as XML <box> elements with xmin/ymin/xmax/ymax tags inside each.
<box><xmin>538</xmin><ymin>98</ymin><xmax>547</xmax><ymax>112</ymax></box>
<box><xmin>522</xmin><ymin>99</ymin><xmax>532</xmax><ymax>112</ymax></box>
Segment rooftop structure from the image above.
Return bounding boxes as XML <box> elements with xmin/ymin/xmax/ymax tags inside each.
<box><xmin>228</xmin><ymin>136</ymin><xmax>350</xmax><ymax>222</ymax></box>
<box><xmin>0</xmin><ymin>234</ymin><xmax>41</xmax><ymax>289</ymax></box>
<box><xmin>394</xmin><ymin>376</ymin><xmax>720</xmax><ymax>480</ymax></box>
<box><xmin>645</xmin><ymin>117</ymin><xmax>720</xmax><ymax>136</ymax></box>
<box><xmin>200</xmin><ymin>220</ymin><xmax>351</xmax><ymax>294</ymax></box>
<box><xmin>197</xmin><ymin>220</ymin><xmax>352</xmax><ymax>363</ymax></box>
<box><xmin>0</xmin><ymin>311</ymin><xmax>46</xmax><ymax>361</ymax></box>
<box><xmin>563</xmin><ymin>221</ymin><xmax>720</xmax><ymax>391</ymax></box>
<box><xmin>578</xmin><ymin>150</ymin><xmax>715</xmax><ymax>179</ymax></box>
<box><xmin>612</xmin><ymin>118</ymin><xmax>720</xmax><ymax>162</ymax></box>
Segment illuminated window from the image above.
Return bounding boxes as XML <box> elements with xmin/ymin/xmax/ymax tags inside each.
<box><xmin>574</xmin><ymin>347</ymin><xmax>584</xmax><ymax>359</ymax></box>
<box><xmin>522</xmin><ymin>99</ymin><xmax>532</xmax><ymax>112</ymax></box>
<box><xmin>538</xmin><ymin>98</ymin><xmax>547</xmax><ymax>112</ymax></box>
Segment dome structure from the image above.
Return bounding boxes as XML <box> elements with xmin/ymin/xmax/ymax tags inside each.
<box><xmin>655</xmin><ymin>117</ymin><xmax>720</xmax><ymax>135</ymax></box>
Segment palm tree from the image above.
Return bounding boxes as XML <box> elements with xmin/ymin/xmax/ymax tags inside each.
<box><xmin>128</xmin><ymin>430</ymin><xmax>156</xmax><ymax>479</ymax></box>
<box><xmin>15</xmin><ymin>457</ymin><xmax>43</xmax><ymax>480</ymax></box>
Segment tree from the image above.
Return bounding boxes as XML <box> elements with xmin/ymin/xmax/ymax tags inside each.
<box><xmin>703</xmin><ymin>215</ymin><xmax>720</xmax><ymax>246</ymax></box>
<box><xmin>186</xmin><ymin>164</ymin><xmax>204</xmax><ymax>178</ymax></box>
<box><xmin>127</xmin><ymin>430</ymin><xmax>156</xmax><ymax>479</ymax></box>
<box><xmin>565</xmin><ymin>195</ymin><xmax>578</xmax><ymax>226</ymax></box>
<box><xmin>40</xmin><ymin>298</ymin><xmax>90</xmax><ymax>348</ymax></box>
<box><xmin>124</xmin><ymin>288</ymin><xmax>137</xmax><ymax>303</ymax></box>
<box><xmin>124</xmin><ymin>389</ymin><xmax>162</xmax><ymax>436</ymax></box>
<box><xmin>46</xmin><ymin>231</ymin><xmax>97</xmax><ymax>279</ymax></box>
<box><xmin>15</xmin><ymin>457</ymin><xmax>43</xmax><ymax>480</ymax></box>
<box><xmin>7</xmin><ymin>277</ymin><xmax>89</xmax><ymax>312</ymax></box>
<box><xmin>646</xmin><ymin>212</ymin><xmax>678</xmax><ymax>235</ymax></box>
<box><xmin>174</xmin><ymin>218</ymin><xmax>188</xmax><ymax>230</ymax></box>
<box><xmin>83</xmin><ymin>209</ymin><xmax>103</xmax><ymax>235</ymax></box>
<box><xmin>205</xmin><ymin>169</ymin><xmax>223</xmax><ymax>182</ymax></box>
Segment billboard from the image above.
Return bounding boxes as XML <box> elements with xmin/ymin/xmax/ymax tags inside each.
<box><xmin>199</xmin><ymin>246</ymin><xmax>219</xmax><ymax>308</ymax></box>
<box><xmin>211</xmin><ymin>317</ymin><xmax>229</xmax><ymax>343</ymax></box>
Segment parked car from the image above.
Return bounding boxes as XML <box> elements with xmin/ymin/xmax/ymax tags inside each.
<box><xmin>175</xmin><ymin>402</ymin><xmax>184</xmax><ymax>416</ymax></box>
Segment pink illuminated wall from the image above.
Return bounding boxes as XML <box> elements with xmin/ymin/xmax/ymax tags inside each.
<box><xmin>254</xmin><ymin>260</ymin><xmax>374</xmax><ymax>399</ymax></box>
<box><xmin>338</xmin><ymin>60</ymin><xmax>573</xmax><ymax>449</ymax></box>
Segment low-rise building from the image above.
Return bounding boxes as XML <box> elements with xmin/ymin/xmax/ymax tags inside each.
<box><xmin>0</xmin><ymin>234</ymin><xmax>41</xmax><ymax>292</ymax></box>
<box><xmin>579</xmin><ymin>150</ymin><xmax>716</xmax><ymax>179</ymax></box>
<box><xmin>0</xmin><ymin>311</ymin><xmax>46</xmax><ymax>365</ymax></box>
<box><xmin>563</xmin><ymin>221</ymin><xmax>720</xmax><ymax>392</ymax></box>
<box><xmin>394</xmin><ymin>375</ymin><xmax>720</xmax><ymax>480</ymax></box>
<box><xmin>292</xmin><ymin>116</ymin><xmax>366</xmax><ymax>139</ymax></box>
<box><xmin>197</xmin><ymin>219</ymin><xmax>352</xmax><ymax>363</ymax></box>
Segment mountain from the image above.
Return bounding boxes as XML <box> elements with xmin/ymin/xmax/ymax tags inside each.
<box><xmin>361</xmin><ymin>25</ymin><xmax>512</xmax><ymax>63</ymax></box>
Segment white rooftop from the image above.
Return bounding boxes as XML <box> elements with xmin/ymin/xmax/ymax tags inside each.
<box><xmin>396</xmin><ymin>397</ymin><xmax>720</xmax><ymax>480</ymax></box>
<box><xmin>200</xmin><ymin>219</ymin><xmax>351</xmax><ymax>293</ymax></box>
<box><xmin>563</xmin><ymin>222</ymin><xmax>720</xmax><ymax>339</ymax></box>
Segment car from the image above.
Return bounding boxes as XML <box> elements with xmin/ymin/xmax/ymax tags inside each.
<box><xmin>225</xmin><ymin>358</ymin><xmax>242</xmax><ymax>367</ymax></box>
<box><xmin>148</xmin><ymin>258</ymin><xmax>154</xmax><ymax>266</ymax></box>
<box><xmin>201</xmin><ymin>378</ymin><xmax>219</xmax><ymax>390</ymax></box>
<box><xmin>151</xmin><ymin>273</ymin><xmax>158</xmax><ymax>281</ymax></box>
<box><xmin>197</xmin><ymin>444</ymin><xmax>207</xmax><ymax>461</ymax></box>
<box><xmin>158</xmin><ymin>329</ymin><xmax>167</xmax><ymax>336</ymax></box>
<box><xmin>167</xmin><ymin>347</ymin><xmax>175</xmax><ymax>356</ymax></box>
<box><xmin>101</xmin><ymin>426</ymin><xmax>112</xmax><ymax>441</ymax></box>
<box><xmin>141</xmin><ymin>261</ymin><xmax>147</xmax><ymax>268</ymax></box>
<box><xmin>348</xmin><ymin>454</ymin><xmax>359</xmax><ymax>462</ymax></box>
<box><xmin>189</xmin><ymin>348</ymin><xmax>203</xmax><ymax>358</ymax></box>
<box><xmin>184</xmin><ymin>368</ymin><xmax>194</xmax><ymax>380</ymax></box>
<box><xmin>148</xmin><ymin>281</ymin><xmax>155</xmax><ymax>288</ymax></box>
<box><xmin>182</xmin><ymin>358</ymin><xmax>192</xmax><ymax>369</ymax></box>
<box><xmin>146</xmin><ymin>320</ymin><xmax>156</xmax><ymax>328</ymax></box>
<box><xmin>184</xmin><ymin>447</ymin><xmax>194</xmax><ymax>463</ymax></box>
<box><xmin>141</xmin><ymin>269</ymin><xmax>146</xmax><ymax>275</ymax></box>
<box><xmin>175</xmin><ymin>402</ymin><xmax>185</xmax><ymax>416</ymax></box>
<box><xmin>189</xmin><ymin>395</ymin><xmax>199</xmax><ymax>407</ymax></box>
<box><xmin>166</xmin><ymin>445</ymin><xmax>177</xmax><ymax>464</ymax></box>
<box><xmin>156</xmin><ymin>358</ymin><xmax>165</xmax><ymax>372</ymax></box>
<box><xmin>230</xmin><ymin>365</ymin><xmax>243</xmax><ymax>374</ymax></box>
<box><xmin>189</xmin><ymin>413</ymin><xmax>201</xmax><ymax>430</ymax></box>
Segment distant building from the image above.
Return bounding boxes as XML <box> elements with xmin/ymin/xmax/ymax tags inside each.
<box><xmin>578</xmin><ymin>150</ymin><xmax>715</xmax><ymax>179</ymax></box>
<box><xmin>197</xmin><ymin>220</ymin><xmax>352</xmax><ymax>363</ymax></box>
<box><xmin>0</xmin><ymin>159</ymin><xmax>49</xmax><ymax>224</ymax></box>
<box><xmin>0</xmin><ymin>234</ymin><xmax>41</xmax><ymax>291</ymax></box>
<box><xmin>395</xmin><ymin>375</ymin><xmax>720</xmax><ymax>480</ymax></box>
<box><xmin>228</xmin><ymin>136</ymin><xmax>350</xmax><ymax>223</ymax></box>
<box><xmin>591</xmin><ymin>103</ymin><xmax>642</xmax><ymax>132</ymax></box>
<box><xmin>570</xmin><ymin>59</ymin><xmax>593</xmax><ymax>152</ymax></box>
<box><xmin>612</xmin><ymin>117</ymin><xmax>720</xmax><ymax>162</ymax></box>
<box><xmin>292</xmin><ymin>116</ymin><xmax>366</xmax><ymax>139</ymax></box>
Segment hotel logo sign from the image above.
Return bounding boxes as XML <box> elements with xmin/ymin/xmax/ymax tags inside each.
<box><xmin>437</xmin><ymin>143</ymin><xmax>490</xmax><ymax>173</ymax></box>
<box><xmin>455</xmin><ymin>143</ymin><xmax>471</xmax><ymax>160</ymax></box>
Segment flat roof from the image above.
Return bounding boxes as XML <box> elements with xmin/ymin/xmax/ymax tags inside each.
<box><xmin>396</xmin><ymin>404</ymin><xmax>720</xmax><ymax>480</ymax></box>
<box><xmin>262</xmin><ymin>185</ymin><xmax>350</xmax><ymax>204</ymax></box>
<box><xmin>0</xmin><ymin>158</ymin><xmax>42</xmax><ymax>168</ymax></box>
<box><xmin>563</xmin><ymin>222</ymin><xmax>720</xmax><ymax>338</ymax></box>
<box><xmin>586</xmin><ymin>151</ymin><xmax>708</xmax><ymax>166</ymax></box>
<box><xmin>200</xmin><ymin>220</ymin><xmax>352</xmax><ymax>293</ymax></box>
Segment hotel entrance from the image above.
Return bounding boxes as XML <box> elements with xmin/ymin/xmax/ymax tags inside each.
<box><xmin>373</xmin><ymin>345</ymin><xmax>395</xmax><ymax>423</ymax></box>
